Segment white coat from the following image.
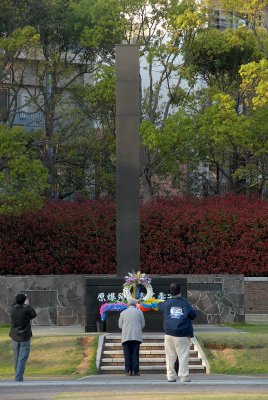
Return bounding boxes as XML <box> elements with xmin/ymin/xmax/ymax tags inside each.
<box><xmin>118</xmin><ymin>306</ymin><xmax>145</xmax><ymax>343</ymax></box>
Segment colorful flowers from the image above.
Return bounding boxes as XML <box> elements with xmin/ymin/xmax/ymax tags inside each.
<box><xmin>99</xmin><ymin>272</ymin><xmax>164</xmax><ymax>320</ymax></box>
<box><xmin>138</xmin><ymin>298</ymin><xmax>163</xmax><ymax>312</ymax></box>
<box><xmin>100</xmin><ymin>302</ymin><xmax>127</xmax><ymax>321</ymax></box>
<box><xmin>123</xmin><ymin>271</ymin><xmax>154</xmax><ymax>301</ymax></box>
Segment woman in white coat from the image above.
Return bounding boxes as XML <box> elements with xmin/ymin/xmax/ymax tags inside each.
<box><xmin>118</xmin><ymin>298</ymin><xmax>145</xmax><ymax>376</ymax></box>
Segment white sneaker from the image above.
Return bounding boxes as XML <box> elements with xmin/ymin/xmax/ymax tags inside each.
<box><xmin>180</xmin><ymin>377</ymin><xmax>191</xmax><ymax>384</ymax></box>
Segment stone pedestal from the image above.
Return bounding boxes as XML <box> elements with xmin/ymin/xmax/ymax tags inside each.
<box><xmin>85</xmin><ymin>276</ymin><xmax>187</xmax><ymax>332</ymax></box>
<box><xmin>0</xmin><ymin>274</ymin><xmax>245</xmax><ymax>327</ymax></box>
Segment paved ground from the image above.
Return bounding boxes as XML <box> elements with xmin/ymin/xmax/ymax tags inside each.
<box><xmin>1</xmin><ymin>374</ymin><xmax>268</xmax><ymax>399</ymax></box>
<box><xmin>30</xmin><ymin>324</ymin><xmax>246</xmax><ymax>336</ymax></box>
<box><xmin>1</xmin><ymin>325</ymin><xmax>267</xmax><ymax>399</ymax></box>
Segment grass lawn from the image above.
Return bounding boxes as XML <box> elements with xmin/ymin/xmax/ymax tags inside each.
<box><xmin>196</xmin><ymin>323</ymin><xmax>268</xmax><ymax>374</ymax></box>
<box><xmin>0</xmin><ymin>325</ymin><xmax>98</xmax><ymax>379</ymax></box>
<box><xmin>1</xmin><ymin>323</ymin><xmax>268</xmax><ymax>378</ymax></box>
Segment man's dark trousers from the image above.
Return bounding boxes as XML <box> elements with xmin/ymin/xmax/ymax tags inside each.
<box><xmin>122</xmin><ymin>340</ymin><xmax>140</xmax><ymax>374</ymax></box>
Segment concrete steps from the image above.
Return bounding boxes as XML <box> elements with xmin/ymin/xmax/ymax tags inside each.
<box><xmin>99</xmin><ymin>334</ymin><xmax>207</xmax><ymax>374</ymax></box>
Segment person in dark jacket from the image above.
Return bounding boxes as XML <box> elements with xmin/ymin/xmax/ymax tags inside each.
<box><xmin>9</xmin><ymin>292</ymin><xmax>37</xmax><ymax>381</ymax></box>
<box><xmin>158</xmin><ymin>282</ymin><xmax>197</xmax><ymax>384</ymax></box>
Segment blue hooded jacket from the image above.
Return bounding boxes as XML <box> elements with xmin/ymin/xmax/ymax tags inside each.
<box><xmin>158</xmin><ymin>296</ymin><xmax>197</xmax><ymax>337</ymax></box>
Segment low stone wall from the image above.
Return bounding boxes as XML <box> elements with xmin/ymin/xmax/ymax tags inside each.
<box><xmin>0</xmin><ymin>275</ymin><xmax>85</xmax><ymax>326</ymax></box>
<box><xmin>0</xmin><ymin>274</ymin><xmax>245</xmax><ymax>327</ymax></box>
<box><xmin>187</xmin><ymin>274</ymin><xmax>244</xmax><ymax>324</ymax></box>
<box><xmin>245</xmin><ymin>277</ymin><xmax>268</xmax><ymax>323</ymax></box>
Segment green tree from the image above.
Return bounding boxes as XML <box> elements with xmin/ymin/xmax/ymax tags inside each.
<box><xmin>211</xmin><ymin>0</ymin><xmax>268</xmax><ymax>56</ymax></box>
<box><xmin>211</xmin><ymin>0</ymin><xmax>268</xmax><ymax>27</ymax></box>
<box><xmin>144</xmin><ymin>91</ymin><xmax>268</xmax><ymax>196</ymax></box>
<box><xmin>182</xmin><ymin>24</ymin><xmax>265</xmax><ymax>194</ymax></box>
<box><xmin>119</xmin><ymin>0</ymin><xmax>207</xmax><ymax>201</ymax></box>
<box><xmin>24</xmin><ymin>0</ymin><xmax>124</xmax><ymax>199</ymax></box>
<box><xmin>188</xmin><ymin>26</ymin><xmax>262</xmax><ymax>97</ymax></box>
<box><xmin>0</xmin><ymin>124</ymin><xmax>49</xmax><ymax>214</ymax></box>
<box><xmin>1</xmin><ymin>0</ymin><xmax>125</xmax><ymax>200</ymax></box>
<box><xmin>59</xmin><ymin>65</ymin><xmax>116</xmax><ymax>199</ymax></box>
<box><xmin>140</xmin><ymin>3</ymin><xmax>268</xmax><ymax>197</ymax></box>
<box><xmin>0</xmin><ymin>25</ymin><xmax>39</xmax><ymax>125</ymax></box>
<box><xmin>240</xmin><ymin>59</ymin><xmax>268</xmax><ymax>108</ymax></box>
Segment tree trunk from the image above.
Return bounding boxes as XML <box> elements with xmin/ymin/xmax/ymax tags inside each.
<box><xmin>140</xmin><ymin>144</ymin><xmax>154</xmax><ymax>203</ymax></box>
<box><xmin>142</xmin><ymin>170</ymin><xmax>153</xmax><ymax>203</ymax></box>
<box><xmin>44</xmin><ymin>102</ymin><xmax>58</xmax><ymax>199</ymax></box>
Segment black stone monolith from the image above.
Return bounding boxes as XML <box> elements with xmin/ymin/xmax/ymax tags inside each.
<box><xmin>115</xmin><ymin>44</ymin><xmax>140</xmax><ymax>276</ymax></box>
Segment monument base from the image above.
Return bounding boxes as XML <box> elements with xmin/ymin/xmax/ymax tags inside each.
<box><xmin>85</xmin><ymin>275</ymin><xmax>187</xmax><ymax>333</ymax></box>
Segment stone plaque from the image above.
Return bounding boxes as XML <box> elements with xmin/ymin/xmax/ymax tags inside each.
<box><xmin>85</xmin><ymin>276</ymin><xmax>187</xmax><ymax>332</ymax></box>
<box><xmin>187</xmin><ymin>283</ymin><xmax>222</xmax><ymax>291</ymax></box>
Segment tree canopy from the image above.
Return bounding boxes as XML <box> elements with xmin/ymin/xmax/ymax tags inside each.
<box><xmin>0</xmin><ymin>0</ymin><xmax>267</xmax><ymax>210</ymax></box>
<box><xmin>0</xmin><ymin>125</ymin><xmax>49</xmax><ymax>213</ymax></box>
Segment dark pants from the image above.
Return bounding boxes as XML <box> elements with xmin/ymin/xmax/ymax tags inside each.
<box><xmin>122</xmin><ymin>340</ymin><xmax>140</xmax><ymax>374</ymax></box>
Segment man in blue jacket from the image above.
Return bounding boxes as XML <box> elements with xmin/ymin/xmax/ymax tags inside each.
<box><xmin>158</xmin><ymin>282</ymin><xmax>197</xmax><ymax>384</ymax></box>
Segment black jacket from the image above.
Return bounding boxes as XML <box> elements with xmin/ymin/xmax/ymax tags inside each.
<box><xmin>158</xmin><ymin>296</ymin><xmax>197</xmax><ymax>337</ymax></box>
<box><xmin>9</xmin><ymin>304</ymin><xmax>37</xmax><ymax>342</ymax></box>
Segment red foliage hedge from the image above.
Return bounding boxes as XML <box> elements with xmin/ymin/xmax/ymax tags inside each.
<box><xmin>0</xmin><ymin>195</ymin><xmax>267</xmax><ymax>276</ymax></box>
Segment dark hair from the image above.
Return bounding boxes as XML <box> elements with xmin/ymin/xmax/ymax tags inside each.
<box><xmin>169</xmin><ymin>282</ymin><xmax>181</xmax><ymax>296</ymax></box>
<box><xmin>15</xmin><ymin>293</ymin><xmax>27</xmax><ymax>305</ymax></box>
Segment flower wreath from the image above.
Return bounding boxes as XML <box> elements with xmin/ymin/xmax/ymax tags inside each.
<box><xmin>123</xmin><ymin>271</ymin><xmax>154</xmax><ymax>301</ymax></box>
<box><xmin>99</xmin><ymin>271</ymin><xmax>163</xmax><ymax>321</ymax></box>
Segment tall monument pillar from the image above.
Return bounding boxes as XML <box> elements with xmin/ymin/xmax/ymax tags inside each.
<box><xmin>115</xmin><ymin>44</ymin><xmax>140</xmax><ymax>276</ymax></box>
<box><xmin>85</xmin><ymin>46</ymin><xmax>188</xmax><ymax>333</ymax></box>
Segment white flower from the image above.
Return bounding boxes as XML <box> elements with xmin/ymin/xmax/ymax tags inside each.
<box><xmin>122</xmin><ymin>272</ymin><xmax>154</xmax><ymax>301</ymax></box>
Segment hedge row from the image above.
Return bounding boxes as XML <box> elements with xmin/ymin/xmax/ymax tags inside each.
<box><xmin>0</xmin><ymin>195</ymin><xmax>267</xmax><ymax>276</ymax></box>
<box><xmin>141</xmin><ymin>195</ymin><xmax>268</xmax><ymax>276</ymax></box>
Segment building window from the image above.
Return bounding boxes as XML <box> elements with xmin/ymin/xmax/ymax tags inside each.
<box><xmin>0</xmin><ymin>90</ymin><xmax>8</xmax><ymax>121</ymax></box>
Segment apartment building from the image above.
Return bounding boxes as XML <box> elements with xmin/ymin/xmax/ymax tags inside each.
<box><xmin>0</xmin><ymin>53</ymin><xmax>89</xmax><ymax>131</ymax></box>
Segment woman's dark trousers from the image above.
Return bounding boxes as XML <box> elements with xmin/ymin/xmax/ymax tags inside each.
<box><xmin>122</xmin><ymin>340</ymin><xmax>140</xmax><ymax>374</ymax></box>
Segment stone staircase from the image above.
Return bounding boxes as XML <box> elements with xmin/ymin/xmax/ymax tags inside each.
<box><xmin>99</xmin><ymin>334</ymin><xmax>207</xmax><ymax>374</ymax></box>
